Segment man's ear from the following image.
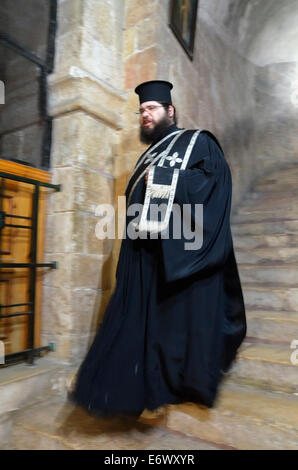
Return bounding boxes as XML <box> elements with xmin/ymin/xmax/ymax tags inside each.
<box><xmin>168</xmin><ymin>105</ymin><xmax>174</xmax><ymax>118</ymax></box>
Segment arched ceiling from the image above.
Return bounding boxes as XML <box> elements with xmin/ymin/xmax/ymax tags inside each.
<box><xmin>199</xmin><ymin>0</ymin><xmax>298</xmax><ymax>66</ymax></box>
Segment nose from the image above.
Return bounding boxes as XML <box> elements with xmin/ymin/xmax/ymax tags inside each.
<box><xmin>142</xmin><ymin>109</ymin><xmax>150</xmax><ymax>119</ymax></box>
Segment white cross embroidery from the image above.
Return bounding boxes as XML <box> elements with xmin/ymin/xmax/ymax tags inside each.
<box><xmin>166</xmin><ymin>152</ymin><xmax>183</xmax><ymax>167</ymax></box>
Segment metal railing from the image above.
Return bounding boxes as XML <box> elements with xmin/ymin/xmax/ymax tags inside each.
<box><xmin>0</xmin><ymin>171</ymin><xmax>61</xmax><ymax>365</ymax></box>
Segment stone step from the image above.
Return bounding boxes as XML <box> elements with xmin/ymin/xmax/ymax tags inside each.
<box><xmin>242</xmin><ymin>284</ymin><xmax>298</xmax><ymax>312</ymax></box>
<box><xmin>235</xmin><ymin>246</ymin><xmax>298</xmax><ymax>264</ymax></box>
<box><xmin>242</xmin><ymin>188</ymin><xmax>298</xmax><ymax>202</ymax></box>
<box><xmin>0</xmin><ymin>357</ymin><xmax>69</xmax><ymax>415</ymax></box>
<box><xmin>10</xmin><ymin>395</ymin><xmax>222</xmax><ymax>450</ymax></box>
<box><xmin>9</xmin><ymin>380</ymin><xmax>298</xmax><ymax>450</ymax></box>
<box><xmin>227</xmin><ymin>342</ymin><xmax>298</xmax><ymax>394</ymax></box>
<box><xmin>246</xmin><ymin>308</ymin><xmax>298</xmax><ymax>320</ymax></box>
<box><xmin>246</xmin><ymin>188</ymin><xmax>298</xmax><ymax>201</ymax></box>
<box><xmin>253</xmin><ymin>176</ymin><xmax>298</xmax><ymax>194</ymax></box>
<box><xmin>246</xmin><ymin>310</ymin><xmax>298</xmax><ymax>343</ymax></box>
<box><xmin>0</xmin><ymin>356</ymin><xmax>73</xmax><ymax>449</ymax></box>
<box><xmin>233</xmin><ymin>211</ymin><xmax>298</xmax><ymax>224</ymax></box>
<box><xmin>252</xmin><ymin>167</ymin><xmax>298</xmax><ymax>193</ymax></box>
<box><xmin>237</xmin><ymin>197</ymin><xmax>298</xmax><ymax>217</ymax></box>
<box><xmin>238</xmin><ymin>263</ymin><xmax>298</xmax><ymax>285</ymax></box>
<box><xmin>231</xmin><ymin>219</ymin><xmax>298</xmax><ymax>236</ymax></box>
<box><xmin>235</xmin><ymin>210</ymin><xmax>298</xmax><ymax>223</ymax></box>
<box><xmin>233</xmin><ymin>233</ymin><xmax>298</xmax><ymax>250</ymax></box>
<box><xmin>166</xmin><ymin>381</ymin><xmax>298</xmax><ymax>449</ymax></box>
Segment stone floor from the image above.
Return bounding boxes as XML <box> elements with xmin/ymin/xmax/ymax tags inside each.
<box><xmin>8</xmin><ymin>394</ymin><xmax>224</xmax><ymax>450</ymax></box>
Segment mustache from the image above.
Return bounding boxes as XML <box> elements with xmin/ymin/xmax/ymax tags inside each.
<box><xmin>139</xmin><ymin>115</ymin><xmax>173</xmax><ymax>144</ymax></box>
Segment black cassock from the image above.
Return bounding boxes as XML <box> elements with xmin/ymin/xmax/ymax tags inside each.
<box><xmin>70</xmin><ymin>125</ymin><xmax>246</xmax><ymax>416</ymax></box>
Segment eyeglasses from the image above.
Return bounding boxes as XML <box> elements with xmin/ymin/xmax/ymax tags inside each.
<box><xmin>135</xmin><ymin>105</ymin><xmax>164</xmax><ymax>115</ymax></box>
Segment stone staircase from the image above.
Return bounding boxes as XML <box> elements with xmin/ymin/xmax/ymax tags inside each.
<box><xmin>2</xmin><ymin>165</ymin><xmax>298</xmax><ymax>450</ymax></box>
<box><xmin>165</xmin><ymin>165</ymin><xmax>298</xmax><ymax>449</ymax></box>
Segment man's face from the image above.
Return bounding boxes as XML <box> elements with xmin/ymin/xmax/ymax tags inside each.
<box><xmin>139</xmin><ymin>100</ymin><xmax>174</xmax><ymax>144</ymax></box>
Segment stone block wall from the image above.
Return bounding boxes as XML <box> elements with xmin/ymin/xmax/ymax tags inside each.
<box><xmin>196</xmin><ymin>0</ymin><xmax>298</xmax><ymax>208</ymax></box>
<box><xmin>195</xmin><ymin>6</ymin><xmax>257</xmax><ymax>210</ymax></box>
<box><xmin>43</xmin><ymin>0</ymin><xmax>126</xmax><ymax>363</ymax></box>
<box><xmin>119</xmin><ymin>0</ymin><xmax>258</xmax><ymax>212</ymax></box>
<box><xmin>156</xmin><ymin>2</ymin><xmax>200</xmax><ymax>130</ymax></box>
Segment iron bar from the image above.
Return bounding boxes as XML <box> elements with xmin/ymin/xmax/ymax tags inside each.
<box><xmin>0</xmin><ymin>262</ymin><xmax>56</xmax><ymax>268</ymax></box>
<box><xmin>5</xmin><ymin>214</ymin><xmax>32</xmax><ymax>220</ymax></box>
<box><xmin>27</xmin><ymin>185</ymin><xmax>39</xmax><ymax>364</ymax></box>
<box><xmin>0</xmin><ymin>171</ymin><xmax>61</xmax><ymax>191</ymax></box>
<box><xmin>0</xmin><ymin>312</ymin><xmax>32</xmax><ymax>319</ymax></box>
<box><xmin>0</xmin><ymin>302</ymin><xmax>32</xmax><ymax>309</ymax></box>
<box><xmin>1</xmin><ymin>346</ymin><xmax>52</xmax><ymax>366</ymax></box>
<box><xmin>0</xmin><ymin>32</ymin><xmax>49</xmax><ymax>70</ymax></box>
<box><xmin>0</xmin><ymin>178</ymin><xmax>4</xmax><ymax>257</ymax></box>
<box><xmin>5</xmin><ymin>224</ymin><xmax>32</xmax><ymax>229</ymax></box>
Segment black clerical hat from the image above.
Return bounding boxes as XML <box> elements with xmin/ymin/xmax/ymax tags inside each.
<box><xmin>135</xmin><ymin>80</ymin><xmax>173</xmax><ymax>104</ymax></box>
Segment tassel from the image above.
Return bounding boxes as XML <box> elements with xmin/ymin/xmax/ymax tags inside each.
<box><xmin>147</xmin><ymin>184</ymin><xmax>171</xmax><ymax>199</ymax></box>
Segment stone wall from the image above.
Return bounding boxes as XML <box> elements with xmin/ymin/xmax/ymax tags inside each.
<box><xmin>155</xmin><ymin>2</ymin><xmax>200</xmax><ymax>130</ymax></box>
<box><xmin>195</xmin><ymin>4</ymin><xmax>257</xmax><ymax>210</ymax></box>
<box><xmin>197</xmin><ymin>0</ymin><xmax>298</xmax><ymax>209</ymax></box>
<box><xmin>43</xmin><ymin>0</ymin><xmax>126</xmax><ymax>364</ymax></box>
<box><xmin>254</xmin><ymin>61</ymin><xmax>298</xmax><ymax>176</ymax></box>
<box><xmin>120</xmin><ymin>0</ymin><xmax>258</xmax><ymax>212</ymax></box>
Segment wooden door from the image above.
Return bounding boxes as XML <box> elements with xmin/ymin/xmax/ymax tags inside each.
<box><xmin>0</xmin><ymin>159</ymin><xmax>50</xmax><ymax>359</ymax></box>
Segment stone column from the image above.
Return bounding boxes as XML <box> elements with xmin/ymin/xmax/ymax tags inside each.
<box><xmin>42</xmin><ymin>0</ymin><xmax>126</xmax><ymax>364</ymax></box>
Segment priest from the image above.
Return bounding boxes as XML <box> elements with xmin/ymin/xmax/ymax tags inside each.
<box><xmin>69</xmin><ymin>80</ymin><xmax>246</xmax><ymax>417</ymax></box>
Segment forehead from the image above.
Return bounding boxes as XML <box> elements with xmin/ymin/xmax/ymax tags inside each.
<box><xmin>140</xmin><ymin>100</ymin><xmax>161</xmax><ymax>108</ymax></box>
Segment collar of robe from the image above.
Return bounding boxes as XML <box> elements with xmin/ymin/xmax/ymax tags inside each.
<box><xmin>127</xmin><ymin>128</ymin><xmax>202</xmax><ymax>234</ymax></box>
<box><xmin>125</xmin><ymin>128</ymin><xmax>183</xmax><ymax>204</ymax></box>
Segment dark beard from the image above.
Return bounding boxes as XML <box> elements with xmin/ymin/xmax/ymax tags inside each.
<box><xmin>139</xmin><ymin>115</ymin><xmax>173</xmax><ymax>144</ymax></box>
